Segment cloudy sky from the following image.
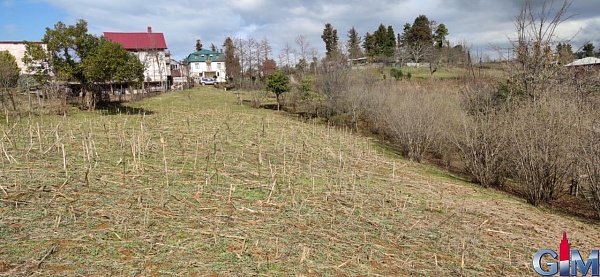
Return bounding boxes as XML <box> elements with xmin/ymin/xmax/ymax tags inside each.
<box><xmin>1</xmin><ymin>0</ymin><xmax>599</xmax><ymax>61</ymax></box>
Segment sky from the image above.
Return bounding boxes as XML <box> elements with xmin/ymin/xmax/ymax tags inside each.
<box><xmin>1</xmin><ymin>0</ymin><xmax>599</xmax><ymax>62</ymax></box>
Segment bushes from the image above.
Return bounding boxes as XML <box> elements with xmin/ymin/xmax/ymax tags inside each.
<box><xmin>581</xmin><ymin>133</ymin><xmax>600</xmax><ymax>217</ymax></box>
<box><xmin>453</xmin><ymin>110</ymin><xmax>507</xmax><ymax>187</ymax></box>
<box><xmin>378</xmin><ymin>84</ymin><xmax>457</xmax><ymax>162</ymax></box>
<box><xmin>308</xmin><ymin>69</ymin><xmax>600</xmax><ymax>213</ymax></box>
<box><xmin>505</xmin><ymin>97</ymin><xmax>578</xmax><ymax>205</ymax></box>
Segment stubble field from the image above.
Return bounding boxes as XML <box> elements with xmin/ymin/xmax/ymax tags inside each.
<box><xmin>0</xmin><ymin>86</ymin><xmax>597</xmax><ymax>276</ymax></box>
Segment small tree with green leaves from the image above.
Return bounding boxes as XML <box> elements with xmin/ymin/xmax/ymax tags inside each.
<box><xmin>583</xmin><ymin>42</ymin><xmax>595</xmax><ymax>57</ymax></box>
<box><xmin>390</xmin><ymin>68</ymin><xmax>404</xmax><ymax>80</ymax></box>
<box><xmin>0</xmin><ymin>50</ymin><xmax>20</xmax><ymax>111</ymax></box>
<box><xmin>83</xmin><ymin>37</ymin><xmax>144</xmax><ymax>109</ymax></box>
<box><xmin>265</xmin><ymin>70</ymin><xmax>290</xmax><ymax>110</ymax></box>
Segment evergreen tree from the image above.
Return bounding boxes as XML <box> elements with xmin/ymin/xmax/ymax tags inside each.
<box><xmin>556</xmin><ymin>43</ymin><xmax>574</xmax><ymax>64</ymax></box>
<box><xmin>321</xmin><ymin>23</ymin><xmax>339</xmax><ymax>58</ymax></box>
<box><xmin>374</xmin><ymin>24</ymin><xmax>388</xmax><ymax>57</ymax></box>
<box><xmin>265</xmin><ymin>69</ymin><xmax>290</xmax><ymax>110</ymax></box>
<box><xmin>364</xmin><ymin>24</ymin><xmax>396</xmax><ymax>61</ymax></box>
<box><xmin>400</xmin><ymin>15</ymin><xmax>435</xmax><ymax>63</ymax></box>
<box><xmin>83</xmin><ymin>37</ymin><xmax>143</xmax><ymax>85</ymax></box>
<box><xmin>196</xmin><ymin>39</ymin><xmax>203</xmax><ymax>51</ymax></box>
<box><xmin>222</xmin><ymin>37</ymin><xmax>241</xmax><ymax>83</ymax></box>
<box><xmin>210</xmin><ymin>43</ymin><xmax>217</xmax><ymax>52</ymax></box>
<box><xmin>0</xmin><ymin>50</ymin><xmax>20</xmax><ymax>110</ymax></box>
<box><xmin>42</xmin><ymin>20</ymin><xmax>98</xmax><ymax>83</ymax></box>
<box><xmin>24</xmin><ymin>20</ymin><xmax>99</xmax><ymax>113</ymax></box>
<box><xmin>583</xmin><ymin>42</ymin><xmax>595</xmax><ymax>57</ymax></box>
<box><xmin>433</xmin><ymin>23</ymin><xmax>449</xmax><ymax>48</ymax></box>
<box><xmin>362</xmin><ymin>32</ymin><xmax>375</xmax><ymax>57</ymax></box>
<box><xmin>407</xmin><ymin>15</ymin><xmax>433</xmax><ymax>46</ymax></box>
<box><xmin>347</xmin><ymin>27</ymin><xmax>363</xmax><ymax>60</ymax></box>
<box><xmin>385</xmin><ymin>25</ymin><xmax>397</xmax><ymax>57</ymax></box>
<box><xmin>0</xmin><ymin>51</ymin><xmax>20</xmax><ymax>88</ymax></box>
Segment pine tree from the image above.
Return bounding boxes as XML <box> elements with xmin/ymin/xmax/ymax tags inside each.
<box><xmin>347</xmin><ymin>27</ymin><xmax>362</xmax><ymax>60</ymax></box>
<box><xmin>433</xmin><ymin>23</ymin><xmax>449</xmax><ymax>48</ymax></box>
<box><xmin>385</xmin><ymin>25</ymin><xmax>397</xmax><ymax>57</ymax></box>
<box><xmin>222</xmin><ymin>37</ymin><xmax>241</xmax><ymax>82</ymax></box>
<box><xmin>556</xmin><ymin>43</ymin><xmax>574</xmax><ymax>64</ymax></box>
<box><xmin>321</xmin><ymin>23</ymin><xmax>339</xmax><ymax>58</ymax></box>
<box><xmin>0</xmin><ymin>50</ymin><xmax>20</xmax><ymax>110</ymax></box>
<box><xmin>583</xmin><ymin>42</ymin><xmax>595</xmax><ymax>57</ymax></box>
<box><xmin>362</xmin><ymin>32</ymin><xmax>375</xmax><ymax>57</ymax></box>
<box><xmin>195</xmin><ymin>39</ymin><xmax>203</xmax><ymax>51</ymax></box>
<box><xmin>408</xmin><ymin>15</ymin><xmax>433</xmax><ymax>46</ymax></box>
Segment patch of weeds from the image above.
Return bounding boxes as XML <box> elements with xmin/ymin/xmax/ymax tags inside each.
<box><xmin>234</xmin><ymin>187</ymin><xmax>266</xmax><ymax>201</ymax></box>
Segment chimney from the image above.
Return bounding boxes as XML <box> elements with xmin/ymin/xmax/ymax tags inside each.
<box><xmin>147</xmin><ymin>27</ymin><xmax>152</xmax><ymax>33</ymax></box>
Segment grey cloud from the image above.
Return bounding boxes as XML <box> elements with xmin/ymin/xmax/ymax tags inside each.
<box><xmin>40</xmin><ymin>0</ymin><xmax>599</xmax><ymax>61</ymax></box>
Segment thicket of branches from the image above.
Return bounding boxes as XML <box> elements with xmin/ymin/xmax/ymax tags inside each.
<box><xmin>299</xmin><ymin>0</ymin><xmax>600</xmax><ymax>217</ymax></box>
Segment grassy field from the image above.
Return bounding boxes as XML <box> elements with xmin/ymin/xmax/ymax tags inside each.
<box><xmin>0</xmin><ymin>86</ymin><xmax>597</xmax><ymax>276</ymax></box>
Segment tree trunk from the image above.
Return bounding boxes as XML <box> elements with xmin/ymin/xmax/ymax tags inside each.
<box><xmin>276</xmin><ymin>94</ymin><xmax>280</xmax><ymax>111</ymax></box>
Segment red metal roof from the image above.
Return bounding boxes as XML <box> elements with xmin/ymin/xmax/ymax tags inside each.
<box><xmin>103</xmin><ymin>27</ymin><xmax>167</xmax><ymax>50</ymax></box>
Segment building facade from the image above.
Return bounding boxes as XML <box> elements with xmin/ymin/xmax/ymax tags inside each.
<box><xmin>104</xmin><ymin>27</ymin><xmax>171</xmax><ymax>89</ymax></box>
<box><xmin>186</xmin><ymin>49</ymin><xmax>226</xmax><ymax>83</ymax></box>
<box><xmin>0</xmin><ymin>41</ymin><xmax>44</xmax><ymax>74</ymax></box>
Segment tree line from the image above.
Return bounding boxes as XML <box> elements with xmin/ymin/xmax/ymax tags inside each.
<box><xmin>0</xmin><ymin>20</ymin><xmax>145</xmax><ymax>114</ymax></box>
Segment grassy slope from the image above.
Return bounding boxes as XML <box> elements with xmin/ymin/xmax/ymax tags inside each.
<box><xmin>0</xmin><ymin>87</ymin><xmax>597</xmax><ymax>276</ymax></box>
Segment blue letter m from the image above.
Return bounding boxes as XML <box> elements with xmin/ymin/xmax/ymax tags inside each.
<box><xmin>571</xmin><ymin>250</ymin><xmax>599</xmax><ymax>276</ymax></box>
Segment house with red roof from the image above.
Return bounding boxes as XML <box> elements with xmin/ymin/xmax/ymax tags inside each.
<box><xmin>104</xmin><ymin>27</ymin><xmax>171</xmax><ymax>90</ymax></box>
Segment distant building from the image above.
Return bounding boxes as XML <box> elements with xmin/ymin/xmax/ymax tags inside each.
<box><xmin>169</xmin><ymin>58</ymin><xmax>190</xmax><ymax>88</ymax></box>
<box><xmin>186</xmin><ymin>49</ymin><xmax>226</xmax><ymax>84</ymax></box>
<box><xmin>564</xmin><ymin>57</ymin><xmax>600</xmax><ymax>71</ymax></box>
<box><xmin>104</xmin><ymin>27</ymin><xmax>171</xmax><ymax>89</ymax></box>
<box><xmin>0</xmin><ymin>41</ymin><xmax>44</xmax><ymax>74</ymax></box>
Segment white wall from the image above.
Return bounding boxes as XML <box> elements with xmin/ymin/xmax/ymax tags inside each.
<box><xmin>0</xmin><ymin>42</ymin><xmax>33</xmax><ymax>74</ymax></box>
<box><xmin>134</xmin><ymin>50</ymin><xmax>169</xmax><ymax>83</ymax></box>
<box><xmin>189</xmin><ymin>61</ymin><xmax>226</xmax><ymax>83</ymax></box>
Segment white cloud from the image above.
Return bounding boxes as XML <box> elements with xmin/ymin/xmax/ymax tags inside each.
<box><xmin>38</xmin><ymin>0</ymin><xmax>600</xmax><ymax>61</ymax></box>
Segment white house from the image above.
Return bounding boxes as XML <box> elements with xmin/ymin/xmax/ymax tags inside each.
<box><xmin>104</xmin><ymin>27</ymin><xmax>171</xmax><ymax>90</ymax></box>
<box><xmin>186</xmin><ymin>49</ymin><xmax>226</xmax><ymax>83</ymax></box>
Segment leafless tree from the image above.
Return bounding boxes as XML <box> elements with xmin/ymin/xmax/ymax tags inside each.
<box><xmin>279</xmin><ymin>42</ymin><xmax>294</xmax><ymax>74</ymax></box>
<box><xmin>502</xmin><ymin>0</ymin><xmax>573</xmax><ymax>101</ymax></box>
<box><xmin>295</xmin><ymin>35</ymin><xmax>310</xmax><ymax>62</ymax></box>
<box><xmin>579</xmin><ymin>117</ymin><xmax>600</xmax><ymax>217</ymax></box>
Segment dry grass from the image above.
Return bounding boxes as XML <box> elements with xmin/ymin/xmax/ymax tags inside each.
<box><xmin>0</xmin><ymin>86</ymin><xmax>597</xmax><ymax>276</ymax></box>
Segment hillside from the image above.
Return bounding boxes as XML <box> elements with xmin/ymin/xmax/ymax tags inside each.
<box><xmin>0</xmin><ymin>87</ymin><xmax>597</xmax><ymax>276</ymax></box>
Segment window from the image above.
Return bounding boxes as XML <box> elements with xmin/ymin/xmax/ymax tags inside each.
<box><xmin>194</xmin><ymin>55</ymin><xmax>198</xmax><ymax>59</ymax></box>
<box><xmin>194</xmin><ymin>63</ymin><xmax>199</xmax><ymax>69</ymax></box>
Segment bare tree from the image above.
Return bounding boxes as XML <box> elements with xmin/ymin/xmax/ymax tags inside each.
<box><xmin>579</xmin><ymin>118</ymin><xmax>600</xmax><ymax>217</ymax></box>
<box><xmin>256</xmin><ymin>37</ymin><xmax>272</xmax><ymax>78</ymax></box>
<box><xmin>246</xmin><ymin>38</ymin><xmax>257</xmax><ymax>80</ymax></box>
<box><xmin>279</xmin><ymin>42</ymin><xmax>294</xmax><ymax>74</ymax></box>
<box><xmin>502</xmin><ymin>0</ymin><xmax>573</xmax><ymax>101</ymax></box>
<box><xmin>295</xmin><ymin>35</ymin><xmax>310</xmax><ymax>62</ymax></box>
<box><xmin>234</xmin><ymin>38</ymin><xmax>247</xmax><ymax>87</ymax></box>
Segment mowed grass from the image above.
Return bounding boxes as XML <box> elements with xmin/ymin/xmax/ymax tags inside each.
<box><xmin>0</xmin><ymin>86</ymin><xmax>598</xmax><ymax>276</ymax></box>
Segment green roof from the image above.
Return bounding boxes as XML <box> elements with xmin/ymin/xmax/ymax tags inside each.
<box><xmin>186</xmin><ymin>49</ymin><xmax>225</xmax><ymax>63</ymax></box>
